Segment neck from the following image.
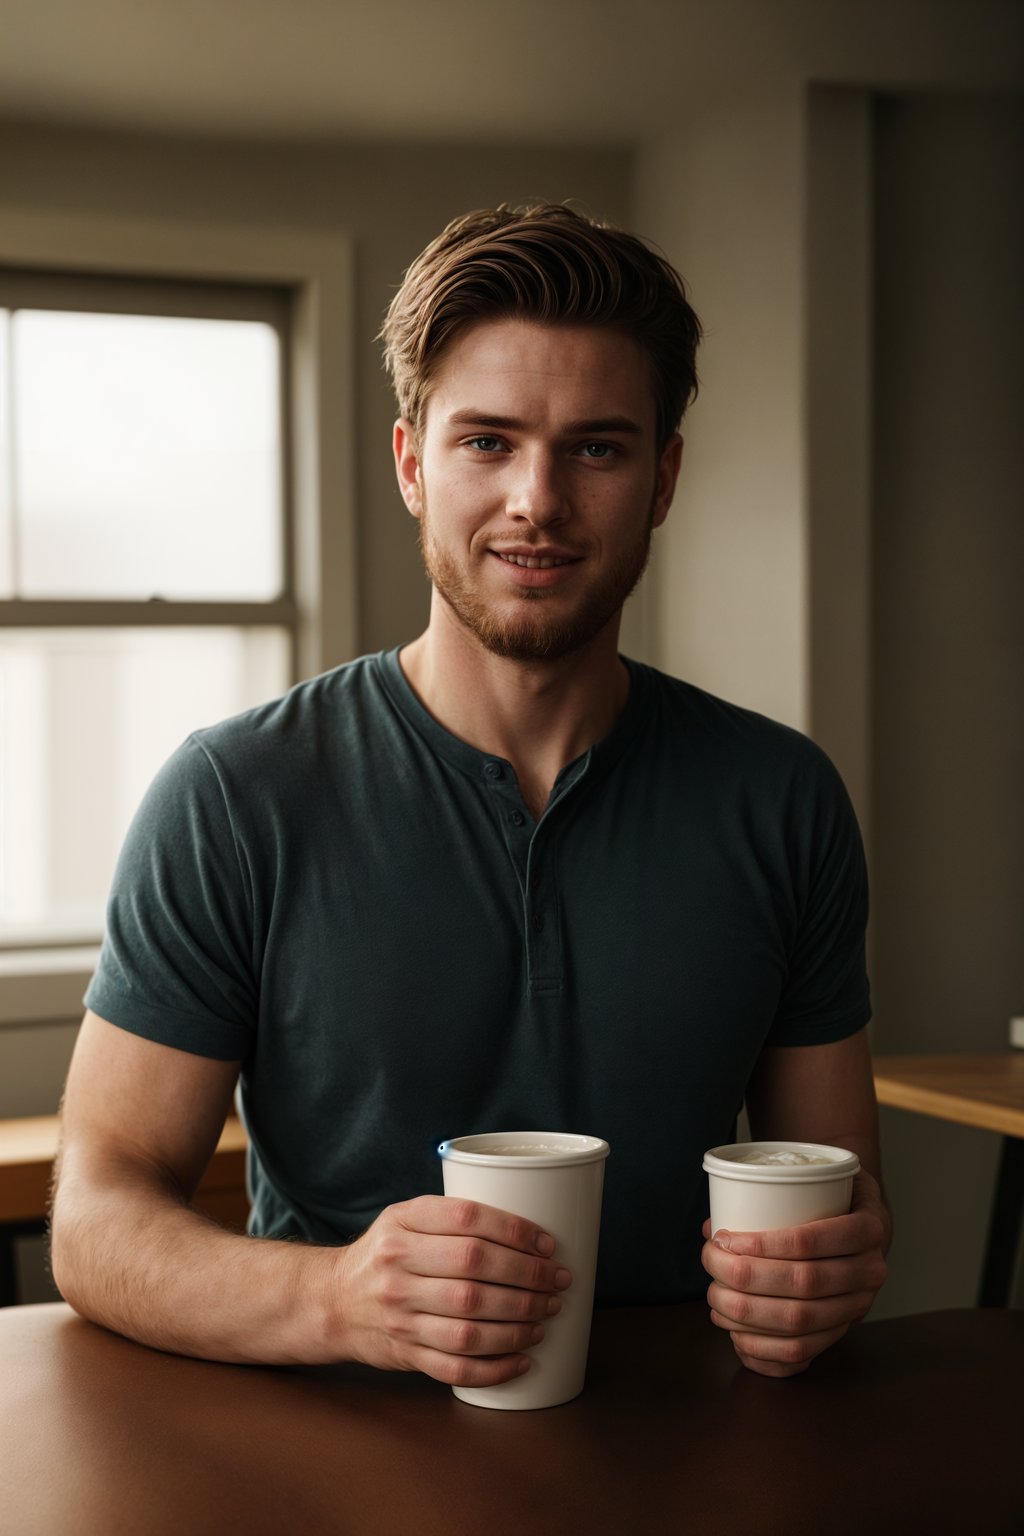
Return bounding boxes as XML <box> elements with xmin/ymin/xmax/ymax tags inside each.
<box><xmin>400</xmin><ymin>598</ymin><xmax>630</xmax><ymax>820</ymax></box>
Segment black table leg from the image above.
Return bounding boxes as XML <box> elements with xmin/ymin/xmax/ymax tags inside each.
<box><xmin>977</xmin><ymin>1135</ymin><xmax>1024</xmax><ymax>1307</ymax></box>
<box><xmin>0</xmin><ymin>1232</ymin><xmax>16</xmax><ymax>1307</ymax></box>
<box><xmin>0</xmin><ymin>1220</ymin><xmax>50</xmax><ymax>1307</ymax></box>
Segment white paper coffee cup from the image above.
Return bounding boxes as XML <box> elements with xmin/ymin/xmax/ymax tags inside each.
<box><xmin>438</xmin><ymin>1131</ymin><xmax>610</xmax><ymax>1410</ymax></box>
<box><xmin>703</xmin><ymin>1140</ymin><xmax>860</xmax><ymax>1235</ymax></box>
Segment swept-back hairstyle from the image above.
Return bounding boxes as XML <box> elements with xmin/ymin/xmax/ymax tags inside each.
<box><xmin>380</xmin><ymin>202</ymin><xmax>701</xmax><ymax>450</ymax></box>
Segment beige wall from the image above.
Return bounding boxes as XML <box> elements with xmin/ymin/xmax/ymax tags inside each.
<box><xmin>634</xmin><ymin>87</ymin><xmax>807</xmax><ymax>731</ymax></box>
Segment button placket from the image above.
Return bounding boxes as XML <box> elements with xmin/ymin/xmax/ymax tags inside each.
<box><xmin>480</xmin><ymin>749</ymin><xmax>593</xmax><ymax>998</ymax></box>
<box><xmin>482</xmin><ymin>758</ymin><xmax>533</xmax><ymax>889</ymax></box>
<box><xmin>523</xmin><ymin>830</ymin><xmax>562</xmax><ymax>995</ymax></box>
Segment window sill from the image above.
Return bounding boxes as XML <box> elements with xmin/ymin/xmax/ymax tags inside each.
<box><xmin>0</xmin><ymin>948</ymin><xmax>99</xmax><ymax>1029</ymax></box>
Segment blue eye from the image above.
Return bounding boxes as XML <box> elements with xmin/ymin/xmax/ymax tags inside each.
<box><xmin>469</xmin><ymin>436</ymin><xmax>503</xmax><ymax>453</ymax></box>
<box><xmin>581</xmin><ymin>442</ymin><xmax>617</xmax><ymax>459</ymax></box>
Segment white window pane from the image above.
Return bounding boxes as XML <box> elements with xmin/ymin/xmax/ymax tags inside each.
<box><xmin>12</xmin><ymin>312</ymin><xmax>283</xmax><ymax>600</ymax></box>
<box><xmin>0</xmin><ymin>627</ymin><xmax>290</xmax><ymax>944</ymax></box>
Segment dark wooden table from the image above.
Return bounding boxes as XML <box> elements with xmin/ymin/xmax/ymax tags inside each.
<box><xmin>2</xmin><ymin>1301</ymin><xmax>1021</xmax><ymax>1535</ymax></box>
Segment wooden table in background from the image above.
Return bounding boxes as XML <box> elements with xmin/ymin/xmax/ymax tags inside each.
<box><xmin>0</xmin><ymin>1114</ymin><xmax>249</xmax><ymax>1305</ymax></box>
<box><xmin>873</xmin><ymin>1052</ymin><xmax>1024</xmax><ymax>1306</ymax></box>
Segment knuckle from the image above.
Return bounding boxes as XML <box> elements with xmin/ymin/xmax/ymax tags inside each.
<box><xmin>457</xmin><ymin>1240</ymin><xmax>487</xmax><ymax>1276</ymax></box>
<box><xmin>528</xmin><ymin>1257</ymin><xmax>550</xmax><ymax>1290</ymax></box>
<box><xmin>730</xmin><ymin>1258</ymin><xmax>754</xmax><ymax>1291</ymax></box>
<box><xmin>450</xmin><ymin>1320</ymin><xmax>481</xmax><ymax>1354</ymax></box>
<box><xmin>505</xmin><ymin>1215</ymin><xmax>530</xmax><ymax>1248</ymax></box>
<box><xmin>450</xmin><ymin>1281</ymin><xmax>483</xmax><ymax>1316</ymax></box>
<box><xmin>783</xmin><ymin>1300</ymin><xmax>815</xmax><ymax>1334</ymax></box>
<box><xmin>376</xmin><ymin>1272</ymin><xmax>405</xmax><ymax>1309</ymax></box>
<box><xmin>449</xmin><ymin>1199</ymin><xmax>480</xmax><ymax>1232</ymax></box>
<box><xmin>776</xmin><ymin>1334</ymin><xmax>811</xmax><ymax>1366</ymax></box>
<box><xmin>445</xmin><ymin>1355</ymin><xmax>479</xmax><ymax>1388</ymax></box>
<box><xmin>730</xmin><ymin>1291</ymin><xmax>753</xmax><ymax>1326</ymax></box>
<box><xmin>374</xmin><ymin>1232</ymin><xmax>405</xmax><ymax>1269</ymax></box>
<box><xmin>789</xmin><ymin>1226</ymin><xmax>817</xmax><ymax>1260</ymax></box>
<box><xmin>790</xmin><ymin>1263</ymin><xmax>820</xmax><ymax>1299</ymax></box>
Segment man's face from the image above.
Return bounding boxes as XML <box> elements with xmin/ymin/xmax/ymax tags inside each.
<box><xmin>393</xmin><ymin>319</ymin><xmax>682</xmax><ymax>663</ymax></box>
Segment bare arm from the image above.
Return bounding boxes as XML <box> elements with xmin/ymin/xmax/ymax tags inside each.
<box><xmin>701</xmin><ymin>1027</ymin><xmax>891</xmax><ymax>1377</ymax></box>
<box><xmin>51</xmin><ymin>1012</ymin><xmax>567</xmax><ymax>1378</ymax></box>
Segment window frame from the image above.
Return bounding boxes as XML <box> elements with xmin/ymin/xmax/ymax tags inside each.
<box><xmin>0</xmin><ymin>205</ymin><xmax>356</xmax><ymax>986</ymax></box>
<box><xmin>1</xmin><ymin>268</ymin><xmax>295</xmax><ymax>630</ymax></box>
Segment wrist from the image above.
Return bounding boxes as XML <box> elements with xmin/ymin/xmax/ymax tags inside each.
<box><xmin>287</xmin><ymin>1240</ymin><xmax>353</xmax><ymax>1365</ymax></box>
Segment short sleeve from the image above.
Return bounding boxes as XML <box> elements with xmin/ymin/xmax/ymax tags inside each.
<box><xmin>85</xmin><ymin>735</ymin><xmax>257</xmax><ymax>1060</ymax></box>
<box><xmin>768</xmin><ymin>748</ymin><xmax>872</xmax><ymax>1047</ymax></box>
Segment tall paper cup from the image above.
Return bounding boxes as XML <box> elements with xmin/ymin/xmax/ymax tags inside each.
<box><xmin>438</xmin><ymin>1131</ymin><xmax>609</xmax><ymax>1410</ymax></box>
<box><xmin>703</xmin><ymin>1140</ymin><xmax>859</xmax><ymax>1234</ymax></box>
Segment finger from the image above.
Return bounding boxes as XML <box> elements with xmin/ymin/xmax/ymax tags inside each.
<box><xmin>399</xmin><ymin>1195</ymin><xmax>557</xmax><ymax>1258</ymax></box>
<box><xmin>415</xmin><ymin>1276</ymin><xmax>564</xmax><ymax>1327</ymax></box>
<box><xmin>405</xmin><ymin>1343</ymin><xmax>535</xmax><ymax>1389</ymax></box>
<box><xmin>702</xmin><ymin>1242</ymin><xmax>886</xmax><ymax>1302</ymax></box>
<box><xmin>408</xmin><ymin>1233</ymin><xmax>572</xmax><ymax>1293</ymax></box>
<box><xmin>706</xmin><ymin>1282</ymin><xmax>875</xmax><ymax>1337</ymax></box>
<box><xmin>723</xmin><ymin>1320</ymin><xmax>850</xmax><ymax>1376</ymax></box>
<box><xmin>414</xmin><ymin>1312</ymin><xmax>547</xmax><ymax>1359</ymax></box>
<box><xmin>709</xmin><ymin>1209</ymin><xmax>887</xmax><ymax>1262</ymax></box>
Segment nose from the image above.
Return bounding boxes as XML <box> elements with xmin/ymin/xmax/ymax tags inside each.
<box><xmin>504</xmin><ymin>450</ymin><xmax>569</xmax><ymax>528</ymax></box>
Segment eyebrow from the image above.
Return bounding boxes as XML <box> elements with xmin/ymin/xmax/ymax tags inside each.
<box><xmin>445</xmin><ymin>410</ymin><xmax>644</xmax><ymax>436</ymax></box>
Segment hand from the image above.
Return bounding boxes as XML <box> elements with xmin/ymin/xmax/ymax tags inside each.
<box><xmin>332</xmin><ymin>1195</ymin><xmax>572</xmax><ymax>1387</ymax></box>
<box><xmin>701</xmin><ymin>1171</ymin><xmax>889</xmax><ymax>1378</ymax></box>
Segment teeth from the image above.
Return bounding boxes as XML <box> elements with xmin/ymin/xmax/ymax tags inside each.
<box><xmin>498</xmin><ymin>553</ymin><xmax>573</xmax><ymax>568</ymax></box>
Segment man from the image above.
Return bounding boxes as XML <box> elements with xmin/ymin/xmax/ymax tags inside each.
<box><xmin>52</xmin><ymin>204</ymin><xmax>889</xmax><ymax>1384</ymax></box>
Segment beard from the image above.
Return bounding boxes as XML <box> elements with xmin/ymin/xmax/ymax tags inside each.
<box><xmin>417</xmin><ymin>492</ymin><xmax>657</xmax><ymax>663</ymax></box>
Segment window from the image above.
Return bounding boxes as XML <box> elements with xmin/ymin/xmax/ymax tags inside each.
<box><xmin>0</xmin><ymin>271</ymin><xmax>295</xmax><ymax>947</ymax></box>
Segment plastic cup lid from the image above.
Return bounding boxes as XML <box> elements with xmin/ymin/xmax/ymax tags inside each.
<box><xmin>702</xmin><ymin>1140</ymin><xmax>860</xmax><ymax>1182</ymax></box>
<box><xmin>438</xmin><ymin>1131</ymin><xmax>610</xmax><ymax>1168</ymax></box>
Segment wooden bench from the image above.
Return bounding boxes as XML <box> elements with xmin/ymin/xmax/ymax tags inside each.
<box><xmin>0</xmin><ymin>1114</ymin><xmax>250</xmax><ymax>1305</ymax></box>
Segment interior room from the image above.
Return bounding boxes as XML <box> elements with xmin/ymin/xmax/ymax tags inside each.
<box><xmin>1</xmin><ymin>0</ymin><xmax>1022</xmax><ymax>1333</ymax></box>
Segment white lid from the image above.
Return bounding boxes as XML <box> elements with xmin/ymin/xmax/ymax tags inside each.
<box><xmin>438</xmin><ymin>1131</ymin><xmax>610</xmax><ymax>1168</ymax></box>
<box><xmin>703</xmin><ymin>1140</ymin><xmax>860</xmax><ymax>1183</ymax></box>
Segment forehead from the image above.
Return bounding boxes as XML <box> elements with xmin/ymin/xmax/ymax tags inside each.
<box><xmin>422</xmin><ymin>318</ymin><xmax>656</xmax><ymax>434</ymax></box>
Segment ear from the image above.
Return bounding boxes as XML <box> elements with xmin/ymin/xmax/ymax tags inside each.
<box><xmin>393</xmin><ymin>418</ymin><xmax>424</xmax><ymax>518</ymax></box>
<box><xmin>651</xmin><ymin>433</ymin><xmax>683</xmax><ymax>530</ymax></box>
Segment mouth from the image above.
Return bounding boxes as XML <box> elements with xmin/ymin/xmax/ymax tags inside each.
<box><xmin>487</xmin><ymin>546</ymin><xmax>585</xmax><ymax>591</ymax></box>
<box><xmin>491</xmin><ymin>548</ymin><xmax>583</xmax><ymax>569</ymax></box>
<box><xmin>496</xmin><ymin>552</ymin><xmax>577</xmax><ymax>570</ymax></box>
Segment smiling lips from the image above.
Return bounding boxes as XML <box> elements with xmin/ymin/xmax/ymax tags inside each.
<box><xmin>496</xmin><ymin>550</ymin><xmax>579</xmax><ymax>569</ymax></box>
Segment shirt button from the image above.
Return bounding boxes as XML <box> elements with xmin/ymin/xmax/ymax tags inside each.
<box><xmin>484</xmin><ymin>761</ymin><xmax>503</xmax><ymax>779</ymax></box>
<box><xmin>510</xmin><ymin>811</ymin><xmax>525</xmax><ymax>827</ymax></box>
<box><xmin>532</xmin><ymin>912</ymin><xmax>545</xmax><ymax>934</ymax></box>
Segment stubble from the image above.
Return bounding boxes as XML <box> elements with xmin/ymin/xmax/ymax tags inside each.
<box><xmin>417</xmin><ymin>489</ymin><xmax>657</xmax><ymax>663</ymax></box>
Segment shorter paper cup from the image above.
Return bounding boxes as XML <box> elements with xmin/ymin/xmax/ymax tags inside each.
<box><xmin>703</xmin><ymin>1140</ymin><xmax>860</xmax><ymax>1235</ymax></box>
<box><xmin>438</xmin><ymin>1131</ymin><xmax>609</xmax><ymax>1410</ymax></box>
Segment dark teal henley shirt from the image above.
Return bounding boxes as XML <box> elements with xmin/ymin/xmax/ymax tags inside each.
<box><xmin>86</xmin><ymin>649</ymin><xmax>871</xmax><ymax>1303</ymax></box>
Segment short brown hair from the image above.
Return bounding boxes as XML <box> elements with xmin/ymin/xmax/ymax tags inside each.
<box><xmin>380</xmin><ymin>203</ymin><xmax>701</xmax><ymax>450</ymax></box>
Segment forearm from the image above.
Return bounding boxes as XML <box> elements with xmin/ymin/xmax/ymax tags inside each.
<box><xmin>51</xmin><ymin>1151</ymin><xmax>344</xmax><ymax>1366</ymax></box>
